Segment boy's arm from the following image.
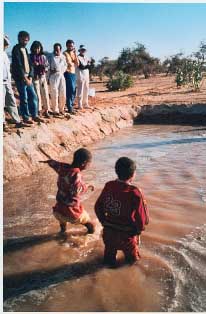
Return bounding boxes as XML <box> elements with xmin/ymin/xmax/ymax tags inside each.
<box><xmin>12</xmin><ymin>46</ymin><xmax>25</xmax><ymax>80</ymax></box>
<box><xmin>74</xmin><ymin>52</ymin><xmax>80</xmax><ymax>66</ymax></box>
<box><xmin>95</xmin><ymin>184</ymin><xmax>108</xmax><ymax>224</ymax></box>
<box><xmin>62</xmin><ymin>54</ymin><xmax>68</xmax><ymax>73</ymax></box>
<box><xmin>132</xmin><ymin>188</ymin><xmax>149</xmax><ymax>234</ymax></box>
<box><xmin>79</xmin><ymin>60</ymin><xmax>89</xmax><ymax>70</ymax></box>
<box><xmin>27</xmin><ymin>50</ymin><xmax>34</xmax><ymax>79</ymax></box>
<box><xmin>138</xmin><ymin>188</ymin><xmax>149</xmax><ymax>225</ymax></box>
<box><xmin>73</xmin><ymin>172</ymin><xmax>88</xmax><ymax>195</ymax></box>
<box><xmin>73</xmin><ymin>177</ymin><xmax>95</xmax><ymax>199</ymax></box>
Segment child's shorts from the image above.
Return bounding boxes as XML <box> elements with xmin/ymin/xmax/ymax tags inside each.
<box><xmin>53</xmin><ymin>209</ymin><xmax>91</xmax><ymax>225</ymax></box>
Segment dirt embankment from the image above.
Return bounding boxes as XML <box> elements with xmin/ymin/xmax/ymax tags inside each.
<box><xmin>3</xmin><ymin>106</ymin><xmax>138</xmax><ymax>183</ymax></box>
<box><xmin>4</xmin><ymin>75</ymin><xmax>206</xmax><ymax>183</ymax></box>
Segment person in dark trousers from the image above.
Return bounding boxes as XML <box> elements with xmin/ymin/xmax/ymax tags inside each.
<box><xmin>12</xmin><ymin>31</ymin><xmax>44</xmax><ymax>124</ymax></box>
<box><xmin>63</xmin><ymin>39</ymin><xmax>79</xmax><ymax>114</ymax></box>
<box><xmin>95</xmin><ymin>157</ymin><xmax>149</xmax><ymax>267</ymax></box>
<box><xmin>3</xmin><ymin>35</ymin><xmax>29</xmax><ymax>131</ymax></box>
<box><xmin>40</xmin><ymin>148</ymin><xmax>95</xmax><ymax>234</ymax></box>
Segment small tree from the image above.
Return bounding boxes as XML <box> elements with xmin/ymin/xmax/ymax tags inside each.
<box><xmin>117</xmin><ymin>48</ymin><xmax>134</xmax><ymax>74</ymax></box>
<box><xmin>117</xmin><ymin>42</ymin><xmax>160</xmax><ymax>78</ymax></box>
<box><xmin>94</xmin><ymin>57</ymin><xmax>117</xmax><ymax>81</ymax></box>
<box><xmin>163</xmin><ymin>53</ymin><xmax>185</xmax><ymax>75</ymax></box>
<box><xmin>106</xmin><ymin>71</ymin><xmax>134</xmax><ymax>91</ymax></box>
<box><xmin>192</xmin><ymin>61</ymin><xmax>203</xmax><ymax>90</ymax></box>
<box><xmin>175</xmin><ymin>58</ymin><xmax>204</xmax><ymax>90</ymax></box>
<box><xmin>199</xmin><ymin>41</ymin><xmax>206</xmax><ymax>62</ymax></box>
<box><xmin>175</xmin><ymin>69</ymin><xmax>184</xmax><ymax>87</ymax></box>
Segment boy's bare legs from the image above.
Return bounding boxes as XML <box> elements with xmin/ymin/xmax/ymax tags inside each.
<box><xmin>53</xmin><ymin>211</ymin><xmax>67</xmax><ymax>234</ymax></box>
<box><xmin>78</xmin><ymin>210</ymin><xmax>95</xmax><ymax>234</ymax></box>
<box><xmin>53</xmin><ymin>210</ymin><xmax>95</xmax><ymax>234</ymax></box>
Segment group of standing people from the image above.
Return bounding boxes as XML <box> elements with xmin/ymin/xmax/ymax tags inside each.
<box><xmin>3</xmin><ymin>30</ymin><xmax>92</xmax><ymax>130</ymax></box>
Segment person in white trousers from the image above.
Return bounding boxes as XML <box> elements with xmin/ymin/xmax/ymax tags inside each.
<box><xmin>30</xmin><ymin>41</ymin><xmax>51</xmax><ymax>118</ymax></box>
<box><xmin>76</xmin><ymin>45</ymin><xmax>91</xmax><ymax>109</ymax></box>
<box><xmin>48</xmin><ymin>43</ymin><xmax>67</xmax><ymax>115</ymax></box>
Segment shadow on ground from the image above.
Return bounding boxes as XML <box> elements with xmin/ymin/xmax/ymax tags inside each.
<box><xmin>3</xmin><ymin>231</ymin><xmax>86</xmax><ymax>254</ymax></box>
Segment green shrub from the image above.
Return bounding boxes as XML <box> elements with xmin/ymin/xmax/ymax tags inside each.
<box><xmin>192</xmin><ymin>63</ymin><xmax>203</xmax><ymax>90</ymax></box>
<box><xmin>175</xmin><ymin>60</ymin><xmax>203</xmax><ymax>90</ymax></box>
<box><xmin>175</xmin><ymin>69</ymin><xmax>184</xmax><ymax>87</ymax></box>
<box><xmin>106</xmin><ymin>71</ymin><xmax>134</xmax><ymax>91</ymax></box>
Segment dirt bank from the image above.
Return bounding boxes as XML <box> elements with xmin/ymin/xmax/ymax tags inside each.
<box><xmin>3</xmin><ymin>105</ymin><xmax>137</xmax><ymax>183</ymax></box>
<box><xmin>135</xmin><ymin>103</ymin><xmax>206</xmax><ymax>124</ymax></box>
<box><xmin>4</xmin><ymin>102</ymin><xmax>206</xmax><ymax>183</ymax></box>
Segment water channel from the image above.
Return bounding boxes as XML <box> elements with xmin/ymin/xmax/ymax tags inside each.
<box><xmin>4</xmin><ymin>124</ymin><xmax>206</xmax><ymax>311</ymax></box>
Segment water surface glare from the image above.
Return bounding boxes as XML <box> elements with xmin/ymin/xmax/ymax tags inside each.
<box><xmin>4</xmin><ymin>124</ymin><xmax>206</xmax><ymax>311</ymax></box>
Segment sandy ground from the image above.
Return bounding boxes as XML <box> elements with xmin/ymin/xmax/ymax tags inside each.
<box><xmin>90</xmin><ymin>74</ymin><xmax>206</xmax><ymax>107</ymax></box>
<box><xmin>4</xmin><ymin>74</ymin><xmax>206</xmax><ymax>133</ymax></box>
<box><xmin>11</xmin><ymin>73</ymin><xmax>206</xmax><ymax>110</ymax></box>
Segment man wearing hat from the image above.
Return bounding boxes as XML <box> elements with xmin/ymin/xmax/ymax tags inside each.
<box><xmin>76</xmin><ymin>45</ymin><xmax>91</xmax><ymax>109</ymax></box>
<box><xmin>3</xmin><ymin>35</ymin><xmax>27</xmax><ymax>130</ymax></box>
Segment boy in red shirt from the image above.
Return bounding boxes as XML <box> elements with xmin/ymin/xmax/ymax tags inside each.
<box><xmin>95</xmin><ymin>157</ymin><xmax>149</xmax><ymax>267</ymax></box>
<box><xmin>41</xmin><ymin>148</ymin><xmax>95</xmax><ymax>234</ymax></box>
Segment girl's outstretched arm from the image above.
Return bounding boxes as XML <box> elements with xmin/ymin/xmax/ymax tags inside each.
<box><xmin>39</xmin><ymin>159</ymin><xmax>70</xmax><ymax>174</ymax></box>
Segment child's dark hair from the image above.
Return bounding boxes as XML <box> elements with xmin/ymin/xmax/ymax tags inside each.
<box><xmin>53</xmin><ymin>43</ymin><xmax>62</xmax><ymax>50</ymax></box>
<box><xmin>115</xmin><ymin>157</ymin><xmax>136</xmax><ymax>180</ymax></box>
<box><xmin>30</xmin><ymin>41</ymin><xmax>44</xmax><ymax>54</ymax></box>
<box><xmin>73</xmin><ymin>148</ymin><xmax>92</xmax><ymax>166</ymax></box>
<box><xmin>18</xmin><ymin>31</ymin><xmax>30</xmax><ymax>40</ymax></box>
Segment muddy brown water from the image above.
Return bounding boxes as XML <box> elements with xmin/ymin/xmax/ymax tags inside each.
<box><xmin>3</xmin><ymin>124</ymin><xmax>206</xmax><ymax>312</ymax></box>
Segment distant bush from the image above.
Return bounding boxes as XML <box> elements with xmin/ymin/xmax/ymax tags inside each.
<box><xmin>117</xmin><ymin>43</ymin><xmax>161</xmax><ymax>78</ymax></box>
<box><xmin>175</xmin><ymin>59</ymin><xmax>204</xmax><ymax>90</ymax></box>
<box><xmin>164</xmin><ymin>41</ymin><xmax>206</xmax><ymax>91</ymax></box>
<box><xmin>93</xmin><ymin>42</ymin><xmax>161</xmax><ymax>81</ymax></box>
<box><xmin>92</xmin><ymin>57</ymin><xmax>117</xmax><ymax>81</ymax></box>
<box><xmin>92</xmin><ymin>40</ymin><xmax>206</xmax><ymax>90</ymax></box>
<box><xmin>89</xmin><ymin>57</ymin><xmax>96</xmax><ymax>81</ymax></box>
<box><xmin>106</xmin><ymin>71</ymin><xmax>134</xmax><ymax>91</ymax></box>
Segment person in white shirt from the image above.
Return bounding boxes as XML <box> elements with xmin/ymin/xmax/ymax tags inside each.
<box><xmin>3</xmin><ymin>35</ymin><xmax>27</xmax><ymax>131</ymax></box>
<box><xmin>48</xmin><ymin>43</ymin><xmax>67</xmax><ymax>115</ymax></box>
<box><xmin>76</xmin><ymin>45</ymin><xmax>91</xmax><ymax>109</ymax></box>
